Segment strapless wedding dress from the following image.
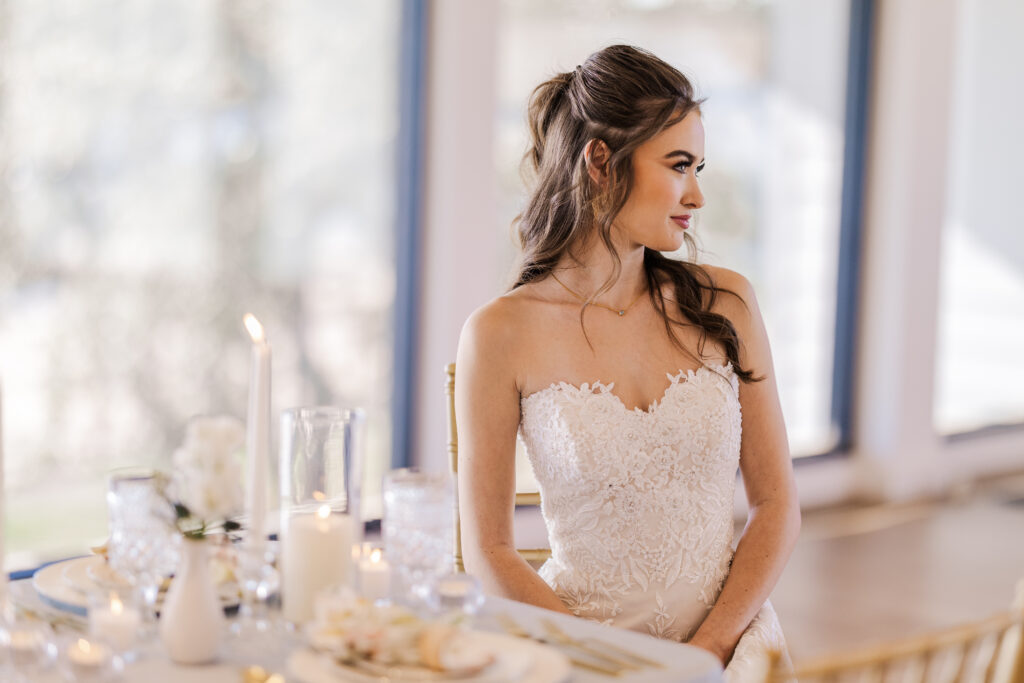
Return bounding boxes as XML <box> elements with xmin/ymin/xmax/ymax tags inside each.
<box><xmin>518</xmin><ymin>363</ymin><xmax>788</xmax><ymax>682</ymax></box>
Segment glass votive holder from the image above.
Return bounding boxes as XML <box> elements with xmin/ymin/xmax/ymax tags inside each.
<box><xmin>427</xmin><ymin>573</ymin><xmax>484</xmax><ymax>617</ymax></box>
<box><xmin>88</xmin><ymin>588</ymin><xmax>141</xmax><ymax>660</ymax></box>
<box><xmin>0</xmin><ymin>620</ymin><xmax>57</xmax><ymax>675</ymax></box>
<box><xmin>279</xmin><ymin>407</ymin><xmax>366</xmax><ymax>624</ymax></box>
<box><xmin>382</xmin><ymin>469</ymin><xmax>455</xmax><ymax>606</ymax></box>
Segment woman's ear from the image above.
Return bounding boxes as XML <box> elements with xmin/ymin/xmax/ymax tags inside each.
<box><xmin>585</xmin><ymin>139</ymin><xmax>611</xmax><ymax>186</ymax></box>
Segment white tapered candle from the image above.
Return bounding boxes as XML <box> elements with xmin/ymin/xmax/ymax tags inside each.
<box><xmin>243</xmin><ymin>315</ymin><xmax>271</xmax><ymax>552</ymax></box>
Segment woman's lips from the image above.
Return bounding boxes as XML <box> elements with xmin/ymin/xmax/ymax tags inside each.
<box><xmin>671</xmin><ymin>215</ymin><xmax>691</xmax><ymax>229</ymax></box>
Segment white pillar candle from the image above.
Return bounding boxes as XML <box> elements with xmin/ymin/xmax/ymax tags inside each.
<box><xmin>358</xmin><ymin>548</ymin><xmax>391</xmax><ymax>602</ymax></box>
<box><xmin>282</xmin><ymin>504</ymin><xmax>353</xmax><ymax>623</ymax></box>
<box><xmin>243</xmin><ymin>314</ymin><xmax>271</xmax><ymax>553</ymax></box>
<box><xmin>89</xmin><ymin>593</ymin><xmax>140</xmax><ymax>653</ymax></box>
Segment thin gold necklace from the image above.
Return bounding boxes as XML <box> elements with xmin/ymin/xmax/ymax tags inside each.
<box><xmin>550</xmin><ymin>272</ymin><xmax>647</xmax><ymax>317</ymax></box>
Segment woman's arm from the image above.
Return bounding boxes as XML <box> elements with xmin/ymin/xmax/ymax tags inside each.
<box><xmin>455</xmin><ymin>301</ymin><xmax>572</xmax><ymax>614</ymax></box>
<box><xmin>687</xmin><ymin>268</ymin><xmax>801</xmax><ymax>664</ymax></box>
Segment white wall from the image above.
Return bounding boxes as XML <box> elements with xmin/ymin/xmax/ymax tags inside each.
<box><xmin>413</xmin><ymin>0</ymin><xmax>1024</xmax><ymax>507</ymax></box>
<box><xmin>413</xmin><ymin>0</ymin><xmax>503</xmax><ymax>474</ymax></box>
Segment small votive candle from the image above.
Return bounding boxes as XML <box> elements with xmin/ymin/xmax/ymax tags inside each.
<box><xmin>358</xmin><ymin>547</ymin><xmax>391</xmax><ymax>602</ymax></box>
<box><xmin>66</xmin><ymin>638</ymin><xmax>110</xmax><ymax>676</ymax></box>
<box><xmin>90</xmin><ymin>592</ymin><xmax>141</xmax><ymax>653</ymax></box>
<box><xmin>429</xmin><ymin>573</ymin><xmax>484</xmax><ymax>615</ymax></box>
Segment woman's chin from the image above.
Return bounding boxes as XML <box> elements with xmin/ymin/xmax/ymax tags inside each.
<box><xmin>648</xmin><ymin>236</ymin><xmax>687</xmax><ymax>253</ymax></box>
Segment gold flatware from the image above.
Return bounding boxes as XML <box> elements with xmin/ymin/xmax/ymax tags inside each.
<box><xmin>16</xmin><ymin>605</ymin><xmax>86</xmax><ymax>633</ymax></box>
<box><xmin>333</xmin><ymin>658</ymin><xmax>490</xmax><ymax>681</ymax></box>
<box><xmin>495</xmin><ymin>614</ymin><xmax>623</xmax><ymax>677</ymax></box>
<box><xmin>241</xmin><ymin>665</ymin><xmax>286</xmax><ymax>682</ymax></box>
<box><xmin>541</xmin><ymin>617</ymin><xmax>665</xmax><ymax>669</ymax></box>
<box><xmin>540</xmin><ymin>618</ymin><xmax>641</xmax><ymax>671</ymax></box>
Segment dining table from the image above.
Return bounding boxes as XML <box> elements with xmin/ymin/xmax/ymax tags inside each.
<box><xmin>7</xmin><ymin>570</ymin><xmax>724</xmax><ymax>683</ymax></box>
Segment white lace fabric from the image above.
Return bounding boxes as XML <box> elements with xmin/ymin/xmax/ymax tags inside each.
<box><xmin>518</xmin><ymin>362</ymin><xmax>787</xmax><ymax>681</ymax></box>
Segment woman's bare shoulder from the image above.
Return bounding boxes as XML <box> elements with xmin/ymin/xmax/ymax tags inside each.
<box><xmin>459</xmin><ymin>285</ymin><xmax>552</xmax><ymax>355</ymax></box>
<box><xmin>700</xmin><ymin>264</ymin><xmax>757</xmax><ymax>315</ymax></box>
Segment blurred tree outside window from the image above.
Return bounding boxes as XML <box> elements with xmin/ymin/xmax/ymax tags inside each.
<box><xmin>497</xmin><ymin>0</ymin><xmax>853</xmax><ymax>461</ymax></box>
<box><xmin>0</xmin><ymin>0</ymin><xmax>401</xmax><ymax>567</ymax></box>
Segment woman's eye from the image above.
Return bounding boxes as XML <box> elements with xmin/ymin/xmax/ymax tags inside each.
<box><xmin>674</xmin><ymin>161</ymin><xmax>705</xmax><ymax>176</ymax></box>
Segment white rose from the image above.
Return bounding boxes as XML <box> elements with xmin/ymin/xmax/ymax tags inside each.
<box><xmin>172</xmin><ymin>415</ymin><xmax>245</xmax><ymax>523</ymax></box>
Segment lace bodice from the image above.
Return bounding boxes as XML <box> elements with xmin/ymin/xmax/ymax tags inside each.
<box><xmin>519</xmin><ymin>362</ymin><xmax>787</xmax><ymax>680</ymax></box>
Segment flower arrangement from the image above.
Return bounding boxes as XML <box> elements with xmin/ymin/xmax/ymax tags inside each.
<box><xmin>160</xmin><ymin>415</ymin><xmax>246</xmax><ymax>540</ymax></box>
<box><xmin>306</xmin><ymin>588</ymin><xmax>490</xmax><ymax>673</ymax></box>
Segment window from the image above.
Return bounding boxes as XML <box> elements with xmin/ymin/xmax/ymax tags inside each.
<box><xmin>935</xmin><ymin>0</ymin><xmax>1024</xmax><ymax>435</ymax></box>
<box><xmin>0</xmin><ymin>1</ymin><xmax>403</xmax><ymax>566</ymax></box>
<box><xmin>496</xmin><ymin>0</ymin><xmax>863</xmax><ymax>457</ymax></box>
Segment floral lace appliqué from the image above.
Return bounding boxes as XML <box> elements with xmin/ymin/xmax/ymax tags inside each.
<box><xmin>521</xmin><ymin>363</ymin><xmax>740</xmax><ymax>619</ymax></box>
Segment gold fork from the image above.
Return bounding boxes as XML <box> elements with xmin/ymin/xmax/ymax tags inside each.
<box><xmin>539</xmin><ymin>618</ymin><xmax>643</xmax><ymax>671</ymax></box>
<box><xmin>495</xmin><ymin>613</ymin><xmax>623</xmax><ymax>677</ymax></box>
<box><xmin>541</xmin><ymin>617</ymin><xmax>666</xmax><ymax>670</ymax></box>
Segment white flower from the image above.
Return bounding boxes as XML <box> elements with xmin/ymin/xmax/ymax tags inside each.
<box><xmin>171</xmin><ymin>415</ymin><xmax>245</xmax><ymax>524</ymax></box>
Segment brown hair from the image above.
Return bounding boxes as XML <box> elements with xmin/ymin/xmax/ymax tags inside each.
<box><xmin>511</xmin><ymin>44</ymin><xmax>760</xmax><ymax>383</ymax></box>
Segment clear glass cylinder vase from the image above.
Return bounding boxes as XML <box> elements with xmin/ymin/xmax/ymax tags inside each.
<box><xmin>278</xmin><ymin>407</ymin><xmax>365</xmax><ymax>624</ymax></box>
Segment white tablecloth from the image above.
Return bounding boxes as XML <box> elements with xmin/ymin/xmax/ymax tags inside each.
<box><xmin>9</xmin><ymin>579</ymin><xmax>723</xmax><ymax>682</ymax></box>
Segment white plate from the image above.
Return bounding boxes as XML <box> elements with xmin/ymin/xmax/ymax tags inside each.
<box><xmin>33</xmin><ymin>558</ymin><xmax>91</xmax><ymax>615</ymax></box>
<box><xmin>288</xmin><ymin>630</ymin><xmax>571</xmax><ymax>683</ymax></box>
<box><xmin>85</xmin><ymin>556</ymin><xmax>132</xmax><ymax>590</ymax></box>
<box><xmin>63</xmin><ymin>555</ymin><xmax>108</xmax><ymax>595</ymax></box>
<box><xmin>33</xmin><ymin>556</ymin><xmax>241</xmax><ymax>617</ymax></box>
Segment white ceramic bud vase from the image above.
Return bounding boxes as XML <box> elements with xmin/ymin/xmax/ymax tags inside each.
<box><xmin>159</xmin><ymin>537</ymin><xmax>225</xmax><ymax>664</ymax></box>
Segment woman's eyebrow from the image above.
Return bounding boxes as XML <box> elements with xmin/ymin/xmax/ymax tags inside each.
<box><xmin>663</xmin><ymin>150</ymin><xmax>704</xmax><ymax>163</ymax></box>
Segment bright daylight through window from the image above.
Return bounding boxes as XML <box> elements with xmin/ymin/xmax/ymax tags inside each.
<box><xmin>934</xmin><ymin>0</ymin><xmax>1024</xmax><ymax>435</ymax></box>
<box><xmin>497</xmin><ymin>0</ymin><xmax>855</xmax><ymax>459</ymax></box>
<box><xmin>0</xmin><ymin>1</ymin><xmax>402</xmax><ymax>566</ymax></box>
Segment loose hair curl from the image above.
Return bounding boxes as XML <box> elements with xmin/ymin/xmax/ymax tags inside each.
<box><xmin>511</xmin><ymin>44</ymin><xmax>760</xmax><ymax>383</ymax></box>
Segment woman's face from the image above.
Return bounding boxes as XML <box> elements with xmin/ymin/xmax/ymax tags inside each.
<box><xmin>611</xmin><ymin>110</ymin><xmax>706</xmax><ymax>253</ymax></box>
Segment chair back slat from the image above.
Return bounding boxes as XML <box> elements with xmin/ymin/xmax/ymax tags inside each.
<box><xmin>444</xmin><ymin>364</ymin><xmax>463</xmax><ymax>572</ymax></box>
<box><xmin>984</xmin><ymin>632</ymin><xmax>1007</xmax><ymax>683</ymax></box>
<box><xmin>770</xmin><ymin>609</ymin><xmax>1024</xmax><ymax>683</ymax></box>
<box><xmin>950</xmin><ymin>641</ymin><xmax>972</xmax><ymax>683</ymax></box>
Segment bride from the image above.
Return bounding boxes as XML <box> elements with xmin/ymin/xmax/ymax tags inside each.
<box><xmin>455</xmin><ymin>45</ymin><xmax>800</xmax><ymax>680</ymax></box>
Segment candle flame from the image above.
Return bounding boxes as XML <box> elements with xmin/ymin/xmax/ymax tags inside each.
<box><xmin>243</xmin><ymin>314</ymin><xmax>265</xmax><ymax>343</ymax></box>
<box><xmin>110</xmin><ymin>594</ymin><xmax>123</xmax><ymax>615</ymax></box>
<box><xmin>370</xmin><ymin>548</ymin><xmax>383</xmax><ymax>563</ymax></box>
<box><xmin>312</xmin><ymin>490</ymin><xmax>325</xmax><ymax>502</ymax></box>
<box><xmin>316</xmin><ymin>504</ymin><xmax>331</xmax><ymax>520</ymax></box>
<box><xmin>77</xmin><ymin>639</ymin><xmax>92</xmax><ymax>654</ymax></box>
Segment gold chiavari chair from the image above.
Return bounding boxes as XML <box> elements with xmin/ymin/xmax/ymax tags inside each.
<box><xmin>767</xmin><ymin>583</ymin><xmax>1024</xmax><ymax>683</ymax></box>
<box><xmin>445</xmin><ymin>363</ymin><xmax>551</xmax><ymax>572</ymax></box>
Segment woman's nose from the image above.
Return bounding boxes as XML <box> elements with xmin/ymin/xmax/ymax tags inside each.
<box><xmin>683</xmin><ymin>179</ymin><xmax>704</xmax><ymax>209</ymax></box>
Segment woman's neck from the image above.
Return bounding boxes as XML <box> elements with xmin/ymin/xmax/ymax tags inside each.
<box><xmin>552</xmin><ymin>235</ymin><xmax>647</xmax><ymax>308</ymax></box>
